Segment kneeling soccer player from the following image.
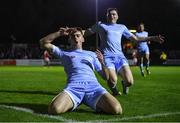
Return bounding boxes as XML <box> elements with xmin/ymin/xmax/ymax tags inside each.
<box><xmin>40</xmin><ymin>27</ymin><xmax>122</xmax><ymax>115</ymax></box>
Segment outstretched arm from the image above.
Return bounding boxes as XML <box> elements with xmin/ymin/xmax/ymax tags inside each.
<box><xmin>129</xmin><ymin>34</ymin><xmax>165</xmax><ymax>44</ymax></box>
<box><xmin>95</xmin><ymin>49</ymin><xmax>109</xmax><ymax>80</ymax></box>
<box><xmin>40</xmin><ymin>27</ymin><xmax>69</xmax><ymax>52</ymax></box>
<box><xmin>83</xmin><ymin>22</ymin><xmax>100</xmax><ymax>37</ymax></box>
<box><xmin>83</xmin><ymin>29</ymin><xmax>95</xmax><ymax>37</ymax></box>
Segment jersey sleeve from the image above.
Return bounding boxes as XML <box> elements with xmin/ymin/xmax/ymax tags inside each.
<box><xmin>93</xmin><ymin>53</ymin><xmax>102</xmax><ymax>72</ymax></box>
<box><xmin>52</xmin><ymin>45</ymin><xmax>63</xmax><ymax>58</ymax></box>
<box><xmin>122</xmin><ymin>25</ymin><xmax>133</xmax><ymax>39</ymax></box>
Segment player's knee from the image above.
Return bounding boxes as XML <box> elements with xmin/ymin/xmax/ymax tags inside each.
<box><xmin>108</xmin><ymin>74</ymin><xmax>118</xmax><ymax>82</ymax></box>
<box><xmin>110</xmin><ymin>78</ymin><xmax>117</xmax><ymax>84</ymax></box>
<box><xmin>108</xmin><ymin>80</ymin><xmax>117</xmax><ymax>88</ymax></box>
<box><xmin>111</xmin><ymin>103</ymin><xmax>122</xmax><ymax>115</ymax></box>
<box><xmin>108</xmin><ymin>76</ymin><xmax>118</xmax><ymax>85</ymax></box>
<box><xmin>48</xmin><ymin>103</ymin><xmax>57</xmax><ymax>114</ymax></box>
<box><xmin>130</xmin><ymin>78</ymin><xmax>134</xmax><ymax>85</ymax></box>
<box><xmin>126</xmin><ymin>78</ymin><xmax>134</xmax><ymax>87</ymax></box>
<box><xmin>48</xmin><ymin>103</ymin><xmax>63</xmax><ymax>115</ymax></box>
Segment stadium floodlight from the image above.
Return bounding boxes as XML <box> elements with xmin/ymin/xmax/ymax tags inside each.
<box><xmin>95</xmin><ymin>0</ymin><xmax>99</xmax><ymax>48</ymax></box>
<box><xmin>95</xmin><ymin>0</ymin><xmax>98</xmax><ymax>23</ymax></box>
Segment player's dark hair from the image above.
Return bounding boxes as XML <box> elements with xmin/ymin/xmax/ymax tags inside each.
<box><xmin>139</xmin><ymin>22</ymin><xmax>144</xmax><ymax>26</ymax></box>
<box><xmin>107</xmin><ymin>8</ymin><xmax>118</xmax><ymax>14</ymax></box>
<box><xmin>68</xmin><ymin>27</ymin><xmax>83</xmax><ymax>36</ymax></box>
<box><xmin>137</xmin><ymin>22</ymin><xmax>145</xmax><ymax>32</ymax></box>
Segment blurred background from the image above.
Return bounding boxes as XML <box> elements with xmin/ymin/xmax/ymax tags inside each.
<box><xmin>0</xmin><ymin>0</ymin><xmax>180</xmax><ymax>65</ymax></box>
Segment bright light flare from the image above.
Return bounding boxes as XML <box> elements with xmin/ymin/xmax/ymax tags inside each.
<box><xmin>130</xmin><ymin>29</ymin><xmax>137</xmax><ymax>33</ymax></box>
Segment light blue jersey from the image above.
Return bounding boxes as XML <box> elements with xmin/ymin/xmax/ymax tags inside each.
<box><xmin>90</xmin><ymin>22</ymin><xmax>133</xmax><ymax>56</ymax></box>
<box><xmin>52</xmin><ymin>45</ymin><xmax>101</xmax><ymax>83</ymax></box>
<box><xmin>52</xmin><ymin>45</ymin><xmax>107</xmax><ymax>111</ymax></box>
<box><xmin>135</xmin><ymin>31</ymin><xmax>150</xmax><ymax>54</ymax></box>
<box><xmin>89</xmin><ymin>22</ymin><xmax>133</xmax><ymax>71</ymax></box>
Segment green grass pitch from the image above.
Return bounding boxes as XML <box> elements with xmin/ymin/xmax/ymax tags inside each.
<box><xmin>0</xmin><ymin>66</ymin><xmax>180</xmax><ymax>122</ymax></box>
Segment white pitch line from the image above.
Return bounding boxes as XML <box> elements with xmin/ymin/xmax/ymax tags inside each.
<box><xmin>0</xmin><ymin>105</ymin><xmax>71</xmax><ymax>122</ymax></box>
<box><xmin>90</xmin><ymin>112</ymin><xmax>180</xmax><ymax>122</ymax></box>
<box><xmin>1</xmin><ymin>104</ymin><xmax>180</xmax><ymax>122</ymax></box>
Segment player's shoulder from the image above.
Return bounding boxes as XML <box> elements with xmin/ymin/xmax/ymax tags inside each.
<box><xmin>52</xmin><ymin>45</ymin><xmax>64</xmax><ymax>53</ymax></box>
<box><xmin>143</xmin><ymin>31</ymin><xmax>148</xmax><ymax>34</ymax></box>
<box><xmin>82</xmin><ymin>50</ymin><xmax>96</xmax><ymax>57</ymax></box>
<box><xmin>99</xmin><ymin>22</ymin><xmax>107</xmax><ymax>27</ymax></box>
<box><xmin>142</xmin><ymin>31</ymin><xmax>148</xmax><ymax>36</ymax></box>
<box><xmin>116</xmin><ymin>24</ymin><xmax>129</xmax><ymax>30</ymax></box>
<box><xmin>102</xmin><ymin>23</ymin><xmax>127</xmax><ymax>30</ymax></box>
<box><xmin>102</xmin><ymin>23</ymin><xmax>125</xmax><ymax>27</ymax></box>
<box><xmin>82</xmin><ymin>50</ymin><xmax>95</xmax><ymax>54</ymax></box>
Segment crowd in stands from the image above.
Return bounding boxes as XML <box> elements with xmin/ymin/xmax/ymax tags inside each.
<box><xmin>0</xmin><ymin>44</ymin><xmax>42</xmax><ymax>59</ymax></box>
<box><xmin>0</xmin><ymin>43</ymin><xmax>179</xmax><ymax>60</ymax></box>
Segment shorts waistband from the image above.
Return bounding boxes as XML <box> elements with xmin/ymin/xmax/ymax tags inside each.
<box><xmin>68</xmin><ymin>81</ymin><xmax>91</xmax><ymax>85</ymax></box>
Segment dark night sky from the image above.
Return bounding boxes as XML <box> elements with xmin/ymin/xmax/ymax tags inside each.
<box><xmin>1</xmin><ymin>0</ymin><xmax>180</xmax><ymax>50</ymax></box>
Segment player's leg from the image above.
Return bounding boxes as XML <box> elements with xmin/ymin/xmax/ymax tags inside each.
<box><xmin>47</xmin><ymin>59</ymin><xmax>50</xmax><ymax>67</ymax></box>
<box><xmin>118</xmin><ymin>65</ymin><xmax>134</xmax><ymax>94</ymax></box>
<box><xmin>104</xmin><ymin>57</ymin><xmax>121</xmax><ymax>96</ymax></box>
<box><xmin>48</xmin><ymin>91</ymin><xmax>73</xmax><ymax>114</ymax></box>
<box><xmin>139</xmin><ymin>55</ymin><xmax>145</xmax><ymax>76</ymax></box>
<box><xmin>44</xmin><ymin>59</ymin><xmax>49</xmax><ymax>67</ymax></box>
<box><xmin>108</xmin><ymin>68</ymin><xmax>121</xmax><ymax>96</ymax></box>
<box><xmin>46</xmin><ymin>58</ymin><xmax>50</xmax><ymax>67</ymax></box>
<box><xmin>145</xmin><ymin>53</ymin><xmax>151</xmax><ymax>75</ymax></box>
<box><xmin>137</xmin><ymin>52</ymin><xmax>145</xmax><ymax>77</ymax></box>
<box><xmin>96</xmin><ymin>93</ymin><xmax>122</xmax><ymax>114</ymax></box>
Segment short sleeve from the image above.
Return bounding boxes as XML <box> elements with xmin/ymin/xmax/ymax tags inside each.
<box><xmin>93</xmin><ymin>54</ymin><xmax>102</xmax><ymax>72</ymax></box>
<box><xmin>122</xmin><ymin>25</ymin><xmax>133</xmax><ymax>39</ymax></box>
<box><xmin>52</xmin><ymin>45</ymin><xmax>63</xmax><ymax>58</ymax></box>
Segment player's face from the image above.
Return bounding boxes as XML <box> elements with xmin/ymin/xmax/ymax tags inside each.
<box><xmin>69</xmin><ymin>31</ymin><xmax>84</xmax><ymax>49</ymax></box>
<box><xmin>107</xmin><ymin>10</ymin><xmax>119</xmax><ymax>23</ymax></box>
<box><xmin>138</xmin><ymin>24</ymin><xmax>145</xmax><ymax>32</ymax></box>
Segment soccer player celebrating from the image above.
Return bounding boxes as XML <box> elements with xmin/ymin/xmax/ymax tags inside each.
<box><xmin>135</xmin><ymin>23</ymin><xmax>151</xmax><ymax>77</ymax></box>
<box><xmin>84</xmin><ymin>8</ymin><xmax>164</xmax><ymax>95</ymax></box>
<box><xmin>40</xmin><ymin>27</ymin><xmax>122</xmax><ymax>115</ymax></box>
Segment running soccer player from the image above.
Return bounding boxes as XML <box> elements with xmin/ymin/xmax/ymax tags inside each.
<box><xmin>84</xmin><ymin>8</ymin><xmax>164</xmax><ymax>95</ymax></box>
<box><xmin>135</xmin><ymin>23</ymin><xmax>150</xmax><ymax>77</ymax></box>
<box><xmin>40</xmin><ymin>27</ymin><xmax>122</xmax><ymax>115</ymax></box>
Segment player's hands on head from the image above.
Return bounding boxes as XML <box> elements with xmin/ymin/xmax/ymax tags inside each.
<box><xmin>58</xmin><ymin>27</ymin><xmax>70</xmax><ymax>36</ymax></box>
<box><xmin>58</xmin><ymin>27</ymin><xmax>79</xmax><ymax>36</ymax></box>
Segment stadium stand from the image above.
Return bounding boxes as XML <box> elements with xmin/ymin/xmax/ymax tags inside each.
<box><xmin>0</xmin><ymin>43</ymin><xmax>180</xmax><ymax>66</ymax></box>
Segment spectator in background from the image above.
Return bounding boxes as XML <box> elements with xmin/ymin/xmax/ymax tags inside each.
<box><xmin>43</xmin><ymin>50</ymin><xmax>51</xmax><ymax>67</ymax></box>
<box><xmin>160</xmin><ymin>51</ymin><xmax>167</xmax><ymax>64</ymax></box>
<box><xmin>132</xmin><ymin>49</ymin><xmax>138</xmax><ymax>65</ymax></box>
